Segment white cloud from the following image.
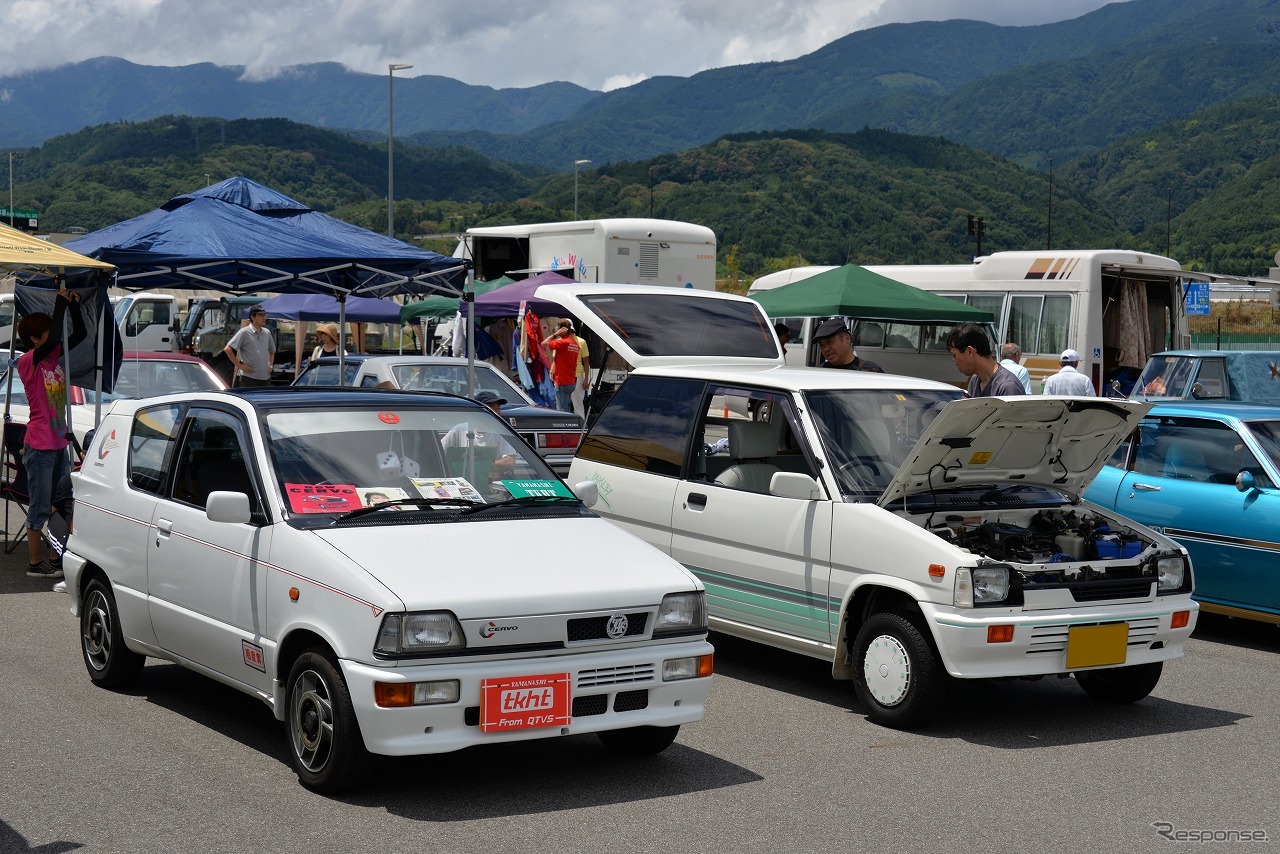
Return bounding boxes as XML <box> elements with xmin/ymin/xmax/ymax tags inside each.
<box><xmin>0</xmin><ymin>0</ymin><xmax>1125</xmax><ymax>90</ymax></box>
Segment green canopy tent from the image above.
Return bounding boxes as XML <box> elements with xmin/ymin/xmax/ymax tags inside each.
<box><xmin>400</xmin><ymin>276</ymin><xmax>515</xmax><ymax>322</ymax></box>
<box><xmin>750</xmin><ymin>263</ymin><xmax>993</xmax><ymax>323</ymax></box>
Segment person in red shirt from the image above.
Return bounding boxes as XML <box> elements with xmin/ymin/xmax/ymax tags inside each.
<box><xmin>15</xmin><ymin>287</ymin><xmax>86</xmax><ymax>578</ymax></box>
<box><xmin>541</xmin><ymin>319</ymin><xmax>581</xmax><ymax>413</ymax></box>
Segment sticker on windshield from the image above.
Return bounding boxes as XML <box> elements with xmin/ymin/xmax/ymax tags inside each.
<box><xmin>968</xmin><ymin>451</ymin><xmax>993</xmax><ymax>466</ymax></box>
<box><xmin>378</xmin><ymin>412</ymin><xmax>401</xmax><ymax>424</ymax></box>
<box><xmin>355</xmin><ymin>487</ymin><xmax>411</xmax><ymax>509</ymax></box>
<box><xmin>285</xmin><ymin>483</ymin><xmax>359</xmax><ymax>513</ymax></box>
<box><xmin>410</xmin><ymin>477</ymin><xmax>485</xmax><ymax>504</ymax></box>
<box><xmin>500</xmin><ymin>479</ymin><xmax>575</xmax><ymax>499</ymax></box>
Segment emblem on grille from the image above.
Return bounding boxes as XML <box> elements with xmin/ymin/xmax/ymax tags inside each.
<box><xmin>605</xmin><ymin>613</ymin><xmax>629</xmax><ymax>639</ymax></box>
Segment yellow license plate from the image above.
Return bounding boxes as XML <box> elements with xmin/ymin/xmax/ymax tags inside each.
<box><xmin>1066</xmin><ymin>623</ymin><xmax>1128</xmax><ymax>669</ymax></box>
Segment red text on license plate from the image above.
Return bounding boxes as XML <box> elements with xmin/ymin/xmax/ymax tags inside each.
<box><xmin>480</xmin><ymin>672</ymin><xmax>572</xmax><ymax>733</ymax></box>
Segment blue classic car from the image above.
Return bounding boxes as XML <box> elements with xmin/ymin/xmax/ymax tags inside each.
<box><xmin>1084</xmin><ymin>403</ymin><xmax>1280</xmax><ymax>623</ymax></box>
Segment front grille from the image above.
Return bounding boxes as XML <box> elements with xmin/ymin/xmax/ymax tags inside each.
<box><xmin>578</xmin><ymin>663</ymin><xmax>655</xmax><ymax>688</ymax></box>
<box><xmin>1063</xmin><ymin>579</ymin><xmax>1154</xmax><ymax>602</ymax></box>
<box><xmin>567</xmin><ymin>613</ymin><xmax>649</xmax><ymax>642</ymax></box>
<box><xmin>613</xmin><ymin>690</ymin><xmax>649</xmax><ymax>713</ymax></box>
<box><xmin>1026</xmin><ymin>616</ymin><xmax>1163</xmax><ymax>655</ymax></box>
<box><xmin>573</xmin><ymin>694</ymin><xmax>608</xmax><ymax>717</ymax></box>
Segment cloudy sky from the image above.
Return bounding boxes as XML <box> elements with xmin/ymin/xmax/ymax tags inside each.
<box><xmin>4</xmin><ymin>0</ymin><xmax>1125</xmax><ymax>91</ymax></box>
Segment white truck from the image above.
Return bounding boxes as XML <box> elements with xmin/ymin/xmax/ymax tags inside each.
<box><xmin>455</xmin><ymin>218</ymin><xmax>717</xmax><ymax>290</ymax></box>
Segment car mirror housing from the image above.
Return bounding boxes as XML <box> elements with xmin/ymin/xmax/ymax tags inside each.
<box><xmin>1235</xmin><ymin>470</ymin><xmax>1257</xmax><ymax>493</ymax></box>
<box><xmin>206</xmin><ymin>491</ymin><xmax>253</xmax><ymax>524</ymax></box>
<box><xmin>769</xmin><ymin>471</ymin><xmax>822</xmax><ymax>500</ymax></box>
<box><xmin>572</xmin><ymin>480</ymin><xmax>599</xmax><ymax>508</ymax></box>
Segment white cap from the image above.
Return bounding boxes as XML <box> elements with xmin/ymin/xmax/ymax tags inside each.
<box><xmin>1060</xmin><ymin>349</ymin><xmax>1081</xmax><ymax>363</ymax></box>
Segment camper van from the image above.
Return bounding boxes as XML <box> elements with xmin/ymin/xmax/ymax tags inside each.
<box><xmin>455</xmin><ymin>218</ymin><xmax>716</xmax><ymax>290</ymax></box>
<box><xmin>752</xmin><ymin>251</ymin><xmax>1192</xmax><ymax>393</ymax></box>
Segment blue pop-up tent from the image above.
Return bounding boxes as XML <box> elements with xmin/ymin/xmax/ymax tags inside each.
<box><xmin>256</xmin><ymin>293</ymin><xmax>402</xmax><ymax>323</ymax></box>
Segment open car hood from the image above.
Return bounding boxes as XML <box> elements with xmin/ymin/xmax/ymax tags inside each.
<box><xmin>531</xmin><ymin>284</ymin><xmax>784</xmax><ymax>369</ymax></box>
<box><xmin>877</xmin><ymin>397</ymin><xmax>1151</xmax><ymax>507</ymax></box>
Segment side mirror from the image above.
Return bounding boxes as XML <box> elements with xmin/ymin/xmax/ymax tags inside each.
<box><xmin>572</xmin><ymin>480</ymin><xmax>599</xmax><ymax>508</ymax></box>
<box><xmin>1108</xmin><ymin>379</ymin><xmax>1124</xmax><ymax>398</ymax></box>
<box><xmin>206</xmin><ymin>490</ymin><xmax>253</xmax><ymax>524</ymax></box>
<box><xmin>1190</xmin><ymin>382</ymin><xmax>1205</xmax><ymax>400</ymax></box>
<box><xmin>1236</xmin><ymin>471</ymin><xmax>1257</xmax><ymax>493</ymax></box>
<box><xmin>769</xmin><ymin>471</ymin><xmax>823</xmax><ymax>500</ymax></box>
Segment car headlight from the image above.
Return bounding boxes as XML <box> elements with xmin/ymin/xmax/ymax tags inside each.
<box><xmin>955</xmin><ymin>565</ymin><xmax>1011</xmax><ymax>607</ymax></box>
<box><xmin>1156</xmin><ymin>555</ymin><xmax>1188</xmax><ymax>593</ymax></box>
<box><xmin>653</xmin><ymin>591</ymin><xmax>707</xmax><ymax>636</ymax></box>
<box><xmin>374</xmin><ymin>611</ymin><xmax>465</xmax><ymax>655</ymax></box>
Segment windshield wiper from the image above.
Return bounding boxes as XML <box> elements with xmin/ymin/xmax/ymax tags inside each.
<box><xmin>456</xmin><ymin>495</ymin><xmax>582</xmax><ymax>516</ymax></box>
<box><xmin>334</xmin><ymin>497</ymin><xmax>481</xmax><ymax>522</ymax></box>
<box><xmin>979</xmin><ymin>484</ymin><xmax>1030</xmax><ymax>503</ymax></box>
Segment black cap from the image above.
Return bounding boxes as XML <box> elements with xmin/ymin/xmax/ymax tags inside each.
<box><xmin>249</xmin><ymin>304</ymin><xmax>266</xmax><ymax>316</ymax></box>
<box><xmin>475</xmin><ymin>390</ymin><xmax>507</xmax><ymax>406</ymax></box>
<box><xmin>813</xmin><ymin>318</ymin><xmax>849</xmax><ymax>340</ymax></box>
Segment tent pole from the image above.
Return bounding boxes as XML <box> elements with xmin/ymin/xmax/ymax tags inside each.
<box><xmin>337</xmin><ymin>293</ymin><xmax>347</xmax><ymax>387</ymax></box>
<box><xmin>59</xmin><ymin>276</ymin><xmax>75</xmax><ymax>468</ymax></box>
<box><xmin>465</xmin><ymin>267</ymin><xmax>475</xmax><ymax>400</ymax></box>
<box><xmin>94</xmin><ymin>285</ymin><xmax>106</xmax><ymax>429</ymax></box>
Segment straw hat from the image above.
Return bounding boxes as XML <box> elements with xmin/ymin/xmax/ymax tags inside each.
<box><xmin>315</xmin><ymin>323</ymin><xmax>340</xmax><ymax>342</ymax></box>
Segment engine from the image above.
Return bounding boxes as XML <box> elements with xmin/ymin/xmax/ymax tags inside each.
<box><xmin>934</xmin><ymin>509</ymin><xmax>1149</xmax><ymax>566</ymax></box>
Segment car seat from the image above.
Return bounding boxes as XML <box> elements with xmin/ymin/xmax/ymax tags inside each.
<box><xmin>714</xmin><ymin>421</ymin><xmax>780</xmax><ymax>493</ymax></box>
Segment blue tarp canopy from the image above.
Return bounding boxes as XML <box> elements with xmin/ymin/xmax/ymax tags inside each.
<box><xmin>59</xmin><ymin>177</ymin><xmax>468</xmax><ymax>299</ymax></box>
<box><xmin>256</xmin><ymin>293</ymin><xmax>402</xmax><ymax>323</ymax></box>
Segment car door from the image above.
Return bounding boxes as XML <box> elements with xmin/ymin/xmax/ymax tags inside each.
<box><xmin>1106</xmin><ymin>415</ymin><xmax>1280</xmax><ymax>614</ymax></box>
<box><xmin>670</xmin><ymin>386</ymin><xmax>834</xmax><ymax>646</ymax></box>
<box><xmin>147</xmin><ymin>405</ymin><xmax>274</xmax><ymax>692</ymax></box>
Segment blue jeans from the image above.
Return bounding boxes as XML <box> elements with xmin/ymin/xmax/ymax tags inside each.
<box><xmin>22</xmin><ymin>445</ymin><xmax>72</xmax><ymax>531</ymax></box>
<box><xmin>555</xmin><ymin>384</ymin><xmax>575</xmax><ymax>413</ymax></box>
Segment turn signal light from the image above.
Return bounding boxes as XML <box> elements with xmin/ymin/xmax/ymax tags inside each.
<box><xmin>1171</xmin><ymin>610</ymin><xmax>1190</xmax><ymax>629</ymax></box>
<box><xmin>698</xmin><ymin>653</ymin><xmax>714</xmax><ymax>677</ymax></box>
<box><xmin>374</xmin><ymin>683</ymin><xmax>414</xmax><ymax>708</ymax></box>
<box><xmin>987</xmin><ymin>625</ymin><xmax>1014</xmax><ymax>643</ymax></box>
<box><xmin>928</xmin><ymin>564</ymin><xmax>946</xmax><ymax>578</ymax></box>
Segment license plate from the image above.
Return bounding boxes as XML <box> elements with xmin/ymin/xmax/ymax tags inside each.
<box><xmin>479</xmin><ymin>673</ymin><xmax>572</xmax><ymax>733</ymax></box>
<box><xmin>1066</xmin><ymin>623</ymin><xmax>1128</xmax><ymax>669</ymax></box>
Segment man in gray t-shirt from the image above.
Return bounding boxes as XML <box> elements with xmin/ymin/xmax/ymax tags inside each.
<box><xmin>945</xmin><ymin>322</ymin><xmax>1028</xmax><ymax>398</ymax></box>
<box><xmin>223</xmin><ymin>305</ymin><xmax>276</xmax><ymax>386</ymax></box>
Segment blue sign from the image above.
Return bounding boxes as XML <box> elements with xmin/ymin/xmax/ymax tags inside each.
<box><xmin>1185</xmin><ymin>281</ymin><xmax>1210</xmax><ymax>316</ymax></box>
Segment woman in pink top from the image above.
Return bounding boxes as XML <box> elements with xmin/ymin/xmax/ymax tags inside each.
<box><xmin>15</xmin><ymin>288</ymin><xmax>85</xmax><ymax>578</ymax></box>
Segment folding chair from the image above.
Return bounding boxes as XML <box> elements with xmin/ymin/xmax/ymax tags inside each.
<box><xmin>2</xmin><ymin>421</ymin><xmax>31</xmax><ymax>554</ymax></box>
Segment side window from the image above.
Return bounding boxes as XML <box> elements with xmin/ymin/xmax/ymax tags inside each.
<box><xmin>1132</xmin><ymin>418</ymin><xmax>1248</xmax><ymax>483</ymax></box>
<box><xmin>171</xmin><ymin>409</ymin><xmax>254</xmax><ymax>508</ymax></box>
<box><xmin>883</xmin><ymin>323</ymin><xmax>920</xmax><ymax>350</ymax></box>
<box><xmin>129</xmin><ymin>403</ymin><xmax>187</xmax><ymax>495</ymax></box>
<box><xmin>694</xmin><ymin>387</ymin><xmax>815</xmax><ymax>491</ymax></box>
<box><xmin>577</xmin><ymin>376</ymin><xmax>703</xmax><ymax>477</ymax></box>
<box><xmin>360</xmin><ymin>375</ymin><xmax>380</xmax><ymax>388</ymax></box>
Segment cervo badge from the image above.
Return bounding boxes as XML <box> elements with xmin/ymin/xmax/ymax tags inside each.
<box><xmin>479</xmin><ymin>673</ymin><xmax>571</xmax><ymax>733</ymax></box>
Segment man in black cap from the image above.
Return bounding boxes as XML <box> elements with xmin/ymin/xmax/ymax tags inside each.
<box><xmin>814</xmin><ymin>317</ymin><xmax>883</xmax><ymax>372</ymax></box>
<box><xmin>440</xmin><ymin>390</ymin><xmax>518</xmax><ymax>474</ymax></box>
<box><xmin>223</xmin><ymin>304</ymin><xmax>275</xmax><ymax>386</ymax></box>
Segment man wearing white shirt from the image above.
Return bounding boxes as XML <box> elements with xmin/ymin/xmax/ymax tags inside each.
<box><xmin>1043</xmin><ymin>349</ymin><xmax>1096</xmax><ymax>396</ymax></box>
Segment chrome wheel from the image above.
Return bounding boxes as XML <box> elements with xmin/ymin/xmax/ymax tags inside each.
<box><xmin>290</xmin><ymin>667</ymin><xmax>335</xmax><ymax>774</ymax></box>
<box><xmin>79</xmin><ymin>577</ymin><xmax>144</xmax><ymax>689</ymax></box>
<box><xmin>82</xmin><ymin>587</ymin><xmax>113</xmax><ymax>673</ymax></box>
<box><xmin>285</xmin><ymin>650</ymin><xmax>368</xmax><ymax>793</ymax></box>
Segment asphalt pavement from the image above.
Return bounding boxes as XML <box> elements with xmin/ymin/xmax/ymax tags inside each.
<box><xmin>2</xmin><ymin>514</ymin><xmax>1279</xmax><ymax>854</ymax></box>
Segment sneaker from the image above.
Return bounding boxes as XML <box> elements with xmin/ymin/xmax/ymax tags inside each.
<box><xmin>26</xmin><ymin>561</ymin><xmax>64</xmax><ymax>579</ymax></box>
<box><xmin>52</xmin><ymin>580</ymin><xmax>68</xmax><ymax>593</ymax></box>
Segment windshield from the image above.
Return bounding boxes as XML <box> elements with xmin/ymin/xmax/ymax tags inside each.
<box><xmin>265</xmin><ymin>404</ymin><xmax>562</xmax><ymax>527</ymax></box>
<box><xmin>805</xmin><ymin>388</ymin><xmax>962</xmax><ymax>499</ymax></box>
<box><xmin>81</xmin><ymin>359</ymin><xmax>223</xmax><ymax>404</ymax></box>
<box><xmin>577</xmin><ymin>293</ymin><xmax>779</xmax><ymax>359</ymax></box>
<box><xmin>1131</xmin><ymin>356</ymin><xmax>1198</xmax><ymax>399</ymax></box>
<box><xmin>390</xmin><ymin>363</ymin><xmax>530</xmax><ymax>404</ymax></box>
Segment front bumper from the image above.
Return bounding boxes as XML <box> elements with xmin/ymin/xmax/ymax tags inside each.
<box><xmin>342</xmin><ymin>638</ymin><xmax>714</xmax><ymax>756</ymax></box>
<box><xmin>921</xmin><ymin>597</ymin><xmax>1198</xmax><ymax>679</ymax></box>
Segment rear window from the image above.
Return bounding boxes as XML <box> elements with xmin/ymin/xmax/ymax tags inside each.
<box><xmin>578</xmin><ymin>375</ymin><xmax>704</xmax><ymax>477</ymax></box>
<box><xmin>578</xmin><ymin>293</ymin><xmax>778</xmax><ymax>359</ymax></box>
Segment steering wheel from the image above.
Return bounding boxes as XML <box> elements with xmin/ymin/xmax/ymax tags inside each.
<box><xmin>836</xmin><ymin>455</ymin><xmax>882</xmax><ymax>477</ymax></box>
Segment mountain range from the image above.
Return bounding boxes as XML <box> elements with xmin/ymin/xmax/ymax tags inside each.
<box><xmin>4</xmin><ymin>0</ymin><xmax>1280</xmax><ymax>172</ymax></box>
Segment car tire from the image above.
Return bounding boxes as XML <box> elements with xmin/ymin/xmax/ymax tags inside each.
<box><xmin>597</xmin><ymin>725</ymin><xmax>680</xmax><ymax>756</ymax></box>
<box><xmin>285</xmin><ymin>649</ymin><xmax>369</xmax><ymax>794</ymax></box>
<box><xmin>1075</xmin><ymin>662</ymin><xmax>1163</xmax><ymax>704</ymax></box>
<box><xmin>851</xmin><ymin>612</ymin><xmax>946</xmax><ymax>729</ymax></box>
<box><xmin>81</xmin><ymin>577</ymin><xmax>145</xmax><ymax>689</ymax></box>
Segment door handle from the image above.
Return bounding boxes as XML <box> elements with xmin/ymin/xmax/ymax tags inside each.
<box><xmin>686</xmin><ymin>492</ymin><xmax>707</xmax><ymax>510</ymax></box>
<box><xmin>155</xmin><ymin>519</ymin><xmax>173</xmax><ymax>546</ymax></box>
<box><xmin>1131</xmin><ymin>483</ymin><xmax>1162</xmax><ymax>492</ymax></box>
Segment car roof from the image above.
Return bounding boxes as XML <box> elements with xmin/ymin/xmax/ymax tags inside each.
<box><xmin>118</xmin><ymin>351</ymin><xmax>209</xmax><ymax>363</ymax></box>
<box><xmin>633</xmin><ymin>363</ymin><xmax>962</xmax><ymax>393</ymax></box>
<box><xmin>308</xmin><ymin>355</ymin><xmax>480</xmax><ymax>366</ymax></box>
<box><xmin>1146</xmin><ymin>402</ymin><xmax>1280</xmax><ymax>422</ymax></box>
<box><xmin>105</xmin><ymin>386</ymin><xmax>488</xmax><ymax>417</ymax></box>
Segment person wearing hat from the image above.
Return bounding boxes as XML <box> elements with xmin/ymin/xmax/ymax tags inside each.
<box><xmin>946</xmin><ymin>321</ymin><xmax>1027</xmax><ymax>397</ymax></box>
<box><xmin>223</xmin><ymin>304</ymin><xmax>275</xmax><ymax>386</ymax></box>
<box><xmin>814</xmin><ymin>317</ymin><xmax>884</xmax><ymax>372</ymax></box>
<box><xmin>1043</xmin><ymin>349</ymin><xmax>1096</xmax><ymax>396</ymax></box>
<box><xmin>439</xmin><ymin>390</ymin><xmax>518</xmax><ymax>475</ymax></box>
<box><xmin>311</xmin><ymin>323</ymin><xmax>345</xmax><ymax>361</ymax></box>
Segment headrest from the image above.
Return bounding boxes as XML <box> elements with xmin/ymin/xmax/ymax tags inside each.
<box><xmin>728</xmin><ymin>420</ymin><xmax>777</xmax><ymax>460</ymax></box>
<box><xmin>880</xmin><ymin>402</ymin><xmax>905</xmax><ymax>419</ymax></box>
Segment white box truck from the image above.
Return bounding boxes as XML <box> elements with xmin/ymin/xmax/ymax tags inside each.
<box><xmin>455</xmin><ymin>218</ymin><xmax>717</xmax><ymax>290</ymax></box>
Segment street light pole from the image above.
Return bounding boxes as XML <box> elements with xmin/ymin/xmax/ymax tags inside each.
<box><xmin>388</xmin><ymin>63</ymin><xmax>414</xmax><ymax>237</ymax></box>
<box><xmin>574</xmin><ymin>159</ymin><xmax>591</xmax><ymax>220</ymax></box>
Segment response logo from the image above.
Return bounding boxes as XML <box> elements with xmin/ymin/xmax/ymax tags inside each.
<box><xmin>97</xmin><ymin>429</ymin><xmax>119</xmax><ymax>460</ymax></box>
<box><xmin>479</xmin><ymin>621</ymin><xmax>518</xmax><ymax>639</ymax></box>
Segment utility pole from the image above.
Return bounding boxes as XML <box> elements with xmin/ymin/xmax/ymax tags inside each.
<box><xmin>1046</xmin><ymin>157</ymin><xmax>1053</xmax><ymax>250</ymax></box>
<box><xmin>967</xmin><ymin>214</ymin><xmax>985</xmax><ymax>257</ymax></box>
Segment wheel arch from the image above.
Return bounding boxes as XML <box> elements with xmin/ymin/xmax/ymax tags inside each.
<box><xmin>273</xmin><ymin>627</ymin><xmax>339</xmax><ymax>717</ymax></box>
<box><xmin>833</xmin><ymin>580</ymin><xmax>937</xmax><ymax>680</ymax></box>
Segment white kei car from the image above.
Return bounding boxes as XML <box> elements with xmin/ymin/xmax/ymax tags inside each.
<box><xmin>542</xmin><ymin>284</ymin><xmax>1199</xmax><ymax>729</ymax></box>
<box><xmin>64</xmin><ymin>386</ymin><xmax>713</xmax><ymax>792</ymax></box>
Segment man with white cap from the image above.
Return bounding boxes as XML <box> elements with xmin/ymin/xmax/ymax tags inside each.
<box><xmin>1043</xmin><ymin>349</ymin><xmax>1096</xmax><ymax>396</ymax></box>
